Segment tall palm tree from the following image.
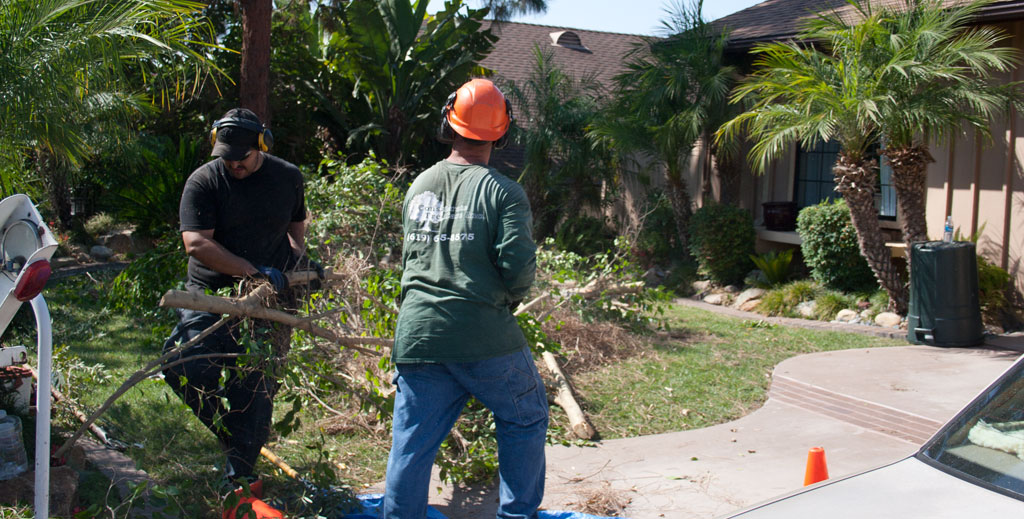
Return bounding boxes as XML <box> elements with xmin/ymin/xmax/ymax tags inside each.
<box><xmin>868</xmin><ymin>0</ymin><xmax>1019</xmax><ymax>251</ymax></box>
<box><xmin>504</xmin><ymin>45</ymin><xmax>610</xmax><ymax>239</ymax></box>
<box><xmin>595</xmin><ymin>0</ymin><xmax>735</xmax><ymax>253</ymax></box>
<box><xmin>719</xmin><ymin>5</ymin><xmax>910</xmax><ymax>312</ymax></box>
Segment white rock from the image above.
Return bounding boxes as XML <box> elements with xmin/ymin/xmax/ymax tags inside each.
<box><xmin>796</xmin><ymin>301</ymin><xmax>817</xmax><ymax>317</ymax></box>
<box><xmin>739</xmin><ymin>299</ymin><xmax>761</xmax><ymax>312</ymax></box>
<box><xmin>733</xmin><ymin>288</ymin><xmax>765</xmax><ymax>309</ymax></box>
<box><xmin>875</xmin><ymin>312</ymin><xmax>902</xmax><ymax>328</ymax></box>
<box><xmin>704</xmin><ymin>293</ymin><xmax>728</xmax><ymax>305</ymax></box>
<box><xmin>724</xmin><ymin>285</ymin><xmax>741</xmax><ymax>293</ymax></box>
<box><xmin>693</xmin><ymin>280</ymin><xmax>712</xmax><ymax>293</ymax></box>
<box><xmin>836</xmin><ymin>309</ymin><xmax>859</xmax><ymax>322</ymax></box>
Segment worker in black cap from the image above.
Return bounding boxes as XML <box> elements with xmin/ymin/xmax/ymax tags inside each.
<box><xmin>162</xmin><ymin>107</ymin><xmax>315</xmax><ymax>516</ymax></box>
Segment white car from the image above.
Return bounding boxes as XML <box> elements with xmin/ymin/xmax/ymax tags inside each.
<box><xmin>722</xmin><ymin>353</ymin><xmax>1024</xmax><ymax>517</ymax></box>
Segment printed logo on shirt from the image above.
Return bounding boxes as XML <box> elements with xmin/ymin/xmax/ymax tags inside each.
<box><xmin>408</xmin><ymin>190</ymin><xmax>484</xmax><ymax>232</ymax></box>
<box><xmin>409</xmin><ymin>191</ymin><xmax>444</xmax><ymax>231</ymax></box>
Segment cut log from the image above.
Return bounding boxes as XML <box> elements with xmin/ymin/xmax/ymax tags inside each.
<box><xmin>541</xmin><ymin>351</ymin><xmax>595</xmax><ymax>440</ymax></box>
<box><xmin>159</xmin><ymin>289</ymin><xmax>391</xmax><ymax>356</ymax></box>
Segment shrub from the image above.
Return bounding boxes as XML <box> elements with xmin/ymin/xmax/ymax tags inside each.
<box><xmin>796</xmin><ymin>199</ymin><xmax>876</xmax><ymax>292</ymax></box>
<box><xmin>749</xmin><ymin>249</ymin><xmax>794</xmax><ymax>287</ymax></box>
<box><xmin>107</xmin><ymin>233</ymin><xmax>186</xmax><ymax>319</ymax></box>
<box><xmin>634</xmin><ymin>191</ymin><xmax>683</xmax><ymax>266</ymax></box>
<box><xmin>553</xmin><ymin>214</ymin><xmax>615</xmax><ymax>257</ymax></box>
<box><xmin>814</xmin><ymin>291</ymin><xmax>859</xmax><ymax>320</ymax></box>
<box><xmin>688</xmin><ymin>203</ymin><xmax>755</xmax><ymax>285</ymax></box>
<box><xmin>978</xmin><ymin>255</ymin><xmax>1012</xmax><ymax>325</ymax></box>
<box><xmin>306</xmin><ymin>157</ymin><xmax>404</xmax><ymax>262</ymax></box>
<box><xmin>83</xmin><ymin>212</ymin><xmax>119</xmax><ymax>236</ymax></box>
<box><xmin>757</xmin><ymin>280</ymin><xmax>820</xmax><ymax>317</ymax></box>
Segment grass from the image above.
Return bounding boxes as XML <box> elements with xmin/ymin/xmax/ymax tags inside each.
<box><xmin>573</xmin><ymin>304</ymin><xmax>903</xmax><ymax>438</ymax></box>
<box><xmin>0</xmin><ymin>272</ymin><xmax>904</xmax><ymax>517</ymax></box>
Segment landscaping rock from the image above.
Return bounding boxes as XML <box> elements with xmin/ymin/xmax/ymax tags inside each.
<box><xmin>643</xmin><ymin>267</ymin><xmax>667</xmax><ymax>287</ymax></box>
<box><xmin>796</xmin><ymin>301</ymin><xmax>816</xmax><ymax>318</ymax></box>
<box><xmin>724</xmin><ymin>284</ymin><xmax>741</xmax><ymax>293</ymax></box>
<box><xmin>99</xmin><ymin>231</ymin><xmax>133</xmax><ymax>255</ymax></box>
<box><xmin>89</xmin><ymin>245</ymin><xmax>114</xmax><ymax>262</ymax></box>
<box><xmin>875</xmin><ymin>312</ymin><xmax>902</xmax><ymax>328</ymax></box>
<box><xmin>704</xmin><ymin>293</ymin><xmax>729</xmax><ymax>305</ymax></box>
<box><xmin>733</xmin><ymin>288</ymin><xmax>765</xmax><ymax>309</ymax></box>
<box><xmin>860</xmin><ymin>309</ymin><xmax>873</xmax><ymax>321</ymax></box>
<box><xmin>738</xmin><ymin>299</ymin><xmax>761</xmax><ymax>312</ymax></box>
<box><xmin>692</xmin><ymin>280</ymin><xmax>712</xmax><ymax>293</ymax></box>
<box><xmin>0</xmin><ymin>465</ymin><xmax>79</xmax><ymax>518</ymax></box>
<box><xmin>836</xmin><ymin>309</ymin><xmax>859</xmax><ymax>323</ymax></box>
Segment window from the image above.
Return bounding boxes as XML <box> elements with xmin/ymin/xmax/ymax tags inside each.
<box><xmin>794</xmin><ymin>140</ymin><xmax>897</xmax><ymax>220</ymax></box>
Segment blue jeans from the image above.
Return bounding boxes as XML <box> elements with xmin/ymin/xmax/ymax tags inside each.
<box><xmin>383</xmin><ymin>347</ymin><xmax>549</xmax><ymax>519</ymax></box>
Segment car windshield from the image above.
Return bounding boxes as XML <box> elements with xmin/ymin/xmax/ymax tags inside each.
<box><xmin>920</xmin><ymin>356</ymin><xmax>1024</xmax><ymax>500</ymax></box>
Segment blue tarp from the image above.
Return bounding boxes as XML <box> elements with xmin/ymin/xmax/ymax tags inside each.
<box><xmin>346</xmin><ymin>494</ymin><xmax>626</xmax><ymax>519</ymax></box>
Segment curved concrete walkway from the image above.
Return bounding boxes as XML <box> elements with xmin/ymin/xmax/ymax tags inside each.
<box><xmin>424</xmin><ymin>345</ymin><xmax>1022</xmax><ymax>519</ymax></box>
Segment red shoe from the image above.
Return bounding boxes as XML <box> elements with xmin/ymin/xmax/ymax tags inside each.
<box><xmin>223</xmin><ymin>496</ymin><xmax>284</xmax><ymax>519</ymax></box>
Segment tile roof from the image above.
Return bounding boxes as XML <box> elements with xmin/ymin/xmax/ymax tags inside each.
<box><xmin>480</xmin><ymin>21</ymin><xmax>647</xmax><ymax>91</ymax></box>
<box><xmin>713</xmin><ymin>0</ymin><xmax>1024</xmax><ymax>48</ymax></box>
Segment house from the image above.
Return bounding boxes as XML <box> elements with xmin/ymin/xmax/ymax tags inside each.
<box><xmin>709</xmin><ymin>0</ymin><xmax>1024</xmax><ymax>290</ymax></box>
<box><xmin>476</xmin><ymin>21</ymin><xmax>665</xmax><ymax>232</ymax></box>
<box><xmin>476</xmin><ymin>21</ymin><xmax>645</xmax><ymax>172</ymax></box>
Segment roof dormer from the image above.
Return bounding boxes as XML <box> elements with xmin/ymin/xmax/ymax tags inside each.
<box><xmin>549</xmin><ymin>30</ymin><xmax>591</xmax><ymax>53</ymax></box>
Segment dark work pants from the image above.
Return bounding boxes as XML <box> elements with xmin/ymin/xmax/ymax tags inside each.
<box><xmin>162</xmin><ymin>308</ymin><xmax>280</xmax><ymax>481</ymax></box>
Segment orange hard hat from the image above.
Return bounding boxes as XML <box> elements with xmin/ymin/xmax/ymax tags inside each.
<box><xmin>445</xmin><ymin>78</ymin><xmax>512</xmax><ymax>142</ymax></box>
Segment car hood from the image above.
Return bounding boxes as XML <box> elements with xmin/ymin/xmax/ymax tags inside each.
<box><xmin>724</xmin><ymin>456</ymin><xmax>1024</xmax><ymax>518</ymax></box>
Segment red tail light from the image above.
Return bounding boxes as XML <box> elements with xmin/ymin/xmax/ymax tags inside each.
<box><xmin>14</xmin><ymin>260</ymin><xmax>50</xmax><ymax>301</ymax></box>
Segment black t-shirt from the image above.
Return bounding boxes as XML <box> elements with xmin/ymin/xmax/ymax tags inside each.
<box><xmin>179</xmin><ymin>154</ymin><xmax>306</xmax><ymax>291</ymax></box>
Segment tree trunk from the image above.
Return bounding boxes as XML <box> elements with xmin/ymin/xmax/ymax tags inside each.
<box><xmin>37</xmin><ymin>149</ymin><xmax>72</xmax><ymax>231</ymax></box>
<box><xmin>665</xmin><ymin>164</ymin><xmax>692</xmax><ymax>254</ymax></box>
<box><xmin>885</xmin><ymin>145</ymin><xmax>934</xmax><ymax>251</ymax></box>
<box><xmin>834</xmin><ymin>155</ymin><xmax>908</xmax><ymax>314</ymax></box>
<box><xmin>239</xmin><ymin>0</ymin><xmax>272</xmax><ymax>123</ymax></box>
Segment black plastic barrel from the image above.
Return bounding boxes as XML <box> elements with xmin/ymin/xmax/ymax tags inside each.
<box><xmin>906</xmin><ymin>241</ymin><xmax>983</xmax><ymax>346</ymax></box>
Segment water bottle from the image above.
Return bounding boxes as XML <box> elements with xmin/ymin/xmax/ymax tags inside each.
<box><xmin>943</xmin><ymin>216</ymin><xmax>953</xmax><ymax>243</ymax></box>
<box><xmin>0</xmin><ymin>409</ymin><xmax>28</xmax><ymax>480</ymax></box>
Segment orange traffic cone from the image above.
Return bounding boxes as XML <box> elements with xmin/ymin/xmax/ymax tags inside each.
<box><xmin>803</xmin><ymin>447</ymin><xmax>829</xmax><ymax>486</ymax></box>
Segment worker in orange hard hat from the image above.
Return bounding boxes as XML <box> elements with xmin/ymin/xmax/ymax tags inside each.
<box><xmin>382</xmin><ymin>78</ymin><xmax>546</xmax><ymax>519</ymax></box>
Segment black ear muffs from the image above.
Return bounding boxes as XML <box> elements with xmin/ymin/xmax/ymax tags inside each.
<box><xmin>209</xmin><ymin>117</ymin><xmax>274</xmax><ymax>152</ymax></box>
<box><xmin>494</xmin><ymin>99</ymin><xmax>514</xmax><ymax>150</ymax></box>
<box><xmin>438</xmin><ymin>91</ymin><xmax>458</xmax><ymax>144</ymax></box>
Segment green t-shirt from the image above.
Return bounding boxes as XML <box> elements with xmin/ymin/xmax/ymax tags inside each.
<box><xmin>393</xmin><ymin>160</ymin><xmax>536</xmax><ymax>363</ymax></box>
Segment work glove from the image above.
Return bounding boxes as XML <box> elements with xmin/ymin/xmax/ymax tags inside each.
<box><xmin>255</xmin><ymin>266</ymin><xmax>288</xmax><ymax>292</ymax></box>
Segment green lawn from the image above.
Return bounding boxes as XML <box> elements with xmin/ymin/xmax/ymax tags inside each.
<box><xmin>1</xmin><ymin>273</ymin><xmax>904</xmax><ymax>517</ymax></box>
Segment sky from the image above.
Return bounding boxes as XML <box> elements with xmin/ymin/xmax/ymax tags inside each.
<box><xmin>425</xmin><ymin>0</ymin><xmax>767</xmax><ymax>36</ymax></box>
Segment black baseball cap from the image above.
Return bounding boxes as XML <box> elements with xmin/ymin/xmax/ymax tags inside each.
<box><xmin>211</xmin><ymin>108</ymin><xmax>262</xmax><ymax>161</ymax></box>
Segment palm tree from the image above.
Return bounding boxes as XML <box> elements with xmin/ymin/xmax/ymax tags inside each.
<box><xmin>0</xmin><ymin>0</ymin><xmax>218</xmax><ymax>225</ymax></box>
<box><xmin>868</xmin><ymin>0</ymin><xmax>1018</xmax><ymax>251</ymax></box>
<box><xmin>719</xmin><ymin>5</ymin><xmax>910</xmax><ymax>312</ymax></box>
<box><xmin>504</xmin><ymin>46</ymin><xmax>610</xmax><ymax>238</ymax></box>
<box><xmin>595</xmin><ymin>0</ymin><xmax>735</xmax><ymax>253</ymax></box>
